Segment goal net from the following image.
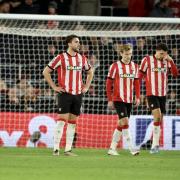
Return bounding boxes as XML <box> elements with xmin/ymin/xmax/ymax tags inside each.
<box><xmin>0</xmin><ymin>14</ymin><xmax>180</xmax><ymax>149</ymax></box>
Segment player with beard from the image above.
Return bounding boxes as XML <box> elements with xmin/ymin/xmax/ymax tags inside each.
<box><xmin>43</xmin><ymin>34</ymin><xmax>93</xmax><ymax>156</ymax></box>
<box><xmin>139</xmin><ymin>43</ymin><xmax>179</xmax><ymax>154</ymax></box>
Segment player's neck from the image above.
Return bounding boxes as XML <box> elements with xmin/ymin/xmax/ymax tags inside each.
<box><xmin>67</xmin><ymin>49</ymin><xmax>77</xmax><ymax>57</ymax></box>
<box><xmin>154</xmin><ymin>54</ymin><xmax>162</xmax><ymax>61</ymax></box>
<box><xmin>121</xmin><ymin>59</ymin><xmax>130</xmax><ymax>65</ymax></box>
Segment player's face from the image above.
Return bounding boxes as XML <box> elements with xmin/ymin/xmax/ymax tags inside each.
<box><xmin>155</xmin><ymin>50</ymin><xmax>167</xmax><ymax>61</ymax></box>
<box><xmin>121</xmin><ymin>50</ymin><xmax>132</xmax><ymax>64</ymax></box>
<box><xmin>69</xmin><ymin>38</ymin><xmax>80</xmax><ymax>53</ymax></box>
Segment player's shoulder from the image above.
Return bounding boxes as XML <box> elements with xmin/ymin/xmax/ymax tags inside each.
<box><xmin>144</xmin><ymin>55</ymin><xmax>153</xmax><ymax>59</ymax></box>
<box><xmin>77</xmin><ymin>53</ymin><xmax>87</xmax><ymax>60</ymax></box>
<box><xmin>55</xmin><ymin>52</ymin><xmax>66</xmax><ymax>59</ymax></box>
<box><xmin>113</xmin><ymin>60</ymin><xmax>121</xmax><ymax>65</ymax></box>
<box><xmin>130</xmin><ymin>60</ymin><xmax>138</xmax><ymax>66</ymax></box>
<box><xmin>76</xmin><ymin>52</ymin><xmax>85</xmax><ymax>58</ymax></box>
<box><xmin>141</xmin><ymin>55</ymin><xmax>152</xmax><ymax>62</ymax></box>
<box><xmin>131</xmin><ymin>61</ymin><xmax>139</xmax><ymax>69</ymax></box>
<box><xmin>110</xmin><ymin>61</ymin><xmax>119</xmax><ymax>68</ymax></box>
<box><xmin>51</xmin><ymin>53</ymin><xmax>62</xmax><ymax>61</ymax></box>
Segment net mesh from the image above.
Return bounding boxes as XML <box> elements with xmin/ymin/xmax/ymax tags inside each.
<box><xmin>0</xmin><ymin>16</ymin><xmax>180</xmax><ymax>148</ymax></box>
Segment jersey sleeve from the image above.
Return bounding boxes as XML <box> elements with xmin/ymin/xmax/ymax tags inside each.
<box><xmin>139</xmin><ymin>57</ymin><xmax>148</xmax><ymax>73</ymax></box>
<box><xmin>48</xmin><ymin>55</ymin><xmax>61</xmax><ymax>70</ymax></box>
<box><xmin>168</xmin><ymin>60</ymin><xmax>179</xmax><ymax>77</ymax></box>
<box><xmin>83</xmin><ymin>56</ymin><xmax>91</xmax><ymax>71</ymax></box>
<box><xmin>107</xmin><ymin>63</ymin><xmax>116</xmax><ymax>79</ymax></box>
<box><xmin>134</xmin><ymin>63</ymin><xmax>139</xmax><ymax>79</ymax></box>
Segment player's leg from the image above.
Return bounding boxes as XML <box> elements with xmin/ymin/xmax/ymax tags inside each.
<box><xmin>119</xmin><ymin>103</ymin><xmax>139</xmax><ymax>155</ymax></box>
<box><xmin>108</xmin><ymin>123</ymin><xmax>122</xmax><ymax>156</ymax></box>
<box><xmin>64</xmin><ymin>94</ymin><xmax>82</xmax><ymax>156</ymax></box>
<box><xmin>120</xmin><ymin>117</ymin><xmax>139</xmax><ymax>155</ymax></box>
<box><xmin>147</xmin><ymin>96</ymin><xmax>164</xmax><ymax>154</ymax></box>
<box><xmin>64</xmin><ymin>113</ymin><xmax>78</xmax><ymax>156</ymax></box>
<box><xmin>159</xmin><ymin>96</ymin><xmax>166</xmax><ymax>146</ymax></box>
<box><xmin>108</xmin><ymin>102</ymin><xmax>139</xmax><ymax>156</ymax></box>
<box><xmin>108</xmin><ymin>101</ymin><xmax>124</xmax><ymax>155</ymax></box>
<box><xmin>53</xmin><ymin>114</ymin><xmax>68</xmax><ymax>155</ymax></box>
<box><xmin>150</xmin><ymin>108</ymin><xmax>161</xmax><ymax>153</ymax></box>
<box><xmin>53</xmin><ymin>93</ymin><xmax>71</xmax><ymax>155</ymax></box>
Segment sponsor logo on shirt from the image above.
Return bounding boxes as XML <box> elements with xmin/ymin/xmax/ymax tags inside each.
<box><xmin>67</xmin><ymin>66</ymin><xmax>82</xmax><ymax>71</ymax></box>
<box><xmin>120</xmin><ymin>74</ymin><xmax>135</xmax><ymax>78</ymax></box>
<box><xmin>152</xmin><ymin>68</ymin><xmax>167</xmax><ymax>72</ymax></box>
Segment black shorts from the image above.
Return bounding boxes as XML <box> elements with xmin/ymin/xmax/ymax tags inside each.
<box><xmin>57</xmin><ymin>92</ymin><xmax>83</xmax><ymax>116</ymax></box>
<box><xmin>147</xmin><ymin>96</ymin><xmax>166</xmax><ymax>114</ymax></box>
<box><xmin>114</xmin><ymin>101</ymin><xmax>132</xmax><ymax>119</ymax></box>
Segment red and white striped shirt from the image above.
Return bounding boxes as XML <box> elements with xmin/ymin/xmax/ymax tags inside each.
<box><xmin>48</xmin><ymin>52</ymin><xmax>91</xmax><ymax>95</ymax></box>
<box><xmin>107</xmin><ymin>60</ymin><xmax>139</xmax><ymax>103</ymax></box>
<box><xmin>139</xmin><ymin>55</ymin><xmax>178</xmax><ymax>96</ymax></box>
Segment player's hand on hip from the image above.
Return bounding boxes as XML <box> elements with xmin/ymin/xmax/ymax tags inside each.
<box><xmin>53</xmin><ymin>86</ymin><xmax>65</xmax><ymax>93</ymax></box>
<box><xmin>82</xmin><ymin>86</ymin><xmax>89</xmax><ymax>94</ymax></box>
<box><xmin>135</xmin><ymin>98</ymin><xmax>140</xmax><ymax>107</ymax></box>
<box><xmin>108</xmin><ymin>101</ymin><xmax>114</xmax><ymax>110</ymax></box>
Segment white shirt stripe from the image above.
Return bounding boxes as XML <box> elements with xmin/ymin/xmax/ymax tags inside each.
<box><xmin>157</xmin><ymin>60</ymin><xmax>162</xmax><ymax>96</ymax></box>
<box><xmin>150</xmin><ymin>56</ymin><xmax>155</xmax><ymax>95</ymax></box>
<box><xmin>78</xmin><ymin>54</ymin><xmax>82</xmax><ymax>94</ymax></box>
<box><xmin>126</xmin><ymin>65</ymin><xmax>130</xmax><ymax>102</ymax></box>
<box><xmin>63</xmin><ymin>53</ymin><xmax>69</xmax><ymax>93</ymax></box>
<box><xmin>164</xmin><ymin>61</ymin><xmax>168</xmax><ymax>95</ymax></box>
<box><xmin>117</xmin><ymin>61</ymin><xmax>124</xmax><ymax>102</ymax></box>
<box><xmin>72</xmin><ymin>56</ymin><xmax>77</xmax><ymax>95</ymax></box>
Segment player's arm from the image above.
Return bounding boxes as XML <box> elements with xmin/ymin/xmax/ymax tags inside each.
<box><xmin>138</xmin><ymin>56</ymin><xmax>148</xmax><ymax>80</ymax></box>
<box><xmin>166</xmin><ymin>55</ymin><xmax>179</xmax><ymax>77</ymax></box>
<box><xmin>106</xmin><ymin>77</ymin><xmax>114</xmax><ymax>109</ymax></box>
<box><xmin>106</xmin><ymin>64</ymin><xmax>116</xmax><ymax>109</ymax></box>
<box><xmin>134</xmin><ymin>63</ymin><xmax>140</xmax><ymax>107</ymax></box>
<box><xmin>138</xmin><ymin>70</ymin><xmax>146</xmax><ymax>79</ymax></box>
<box><xmin>42</xmin><ymin>66</ymin><xmax>65</xmax><ymax>93</ymax></box>
<box><xmin>82</xmin><ymin>68</ymin><xmax>94</xmax><ymax>93</ymax></box>
<box><xmin>134</xmin><ymin>78</ymin><xmax>140</xmax><ymax>107</ymax></box>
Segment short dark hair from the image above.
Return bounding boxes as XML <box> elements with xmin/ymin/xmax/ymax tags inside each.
<box><xmin>156</xmin><ymin>43</ymin><xmax>168</xmax><ymax>52</ymax></box>
<box><xmin>66</xmin><ymin>34</ymin><xmax>79</xmax><ymax>45</ymax></box>
<box><xmin>159</xmin><ymin>0</ymin><xmax>168</xmax><ymax>4</ymax></box>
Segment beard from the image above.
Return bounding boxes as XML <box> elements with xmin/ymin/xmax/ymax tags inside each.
<box><xmin>157</xmin><ymin>57</ymin><xmax>164</xmax><ymax>61</ymax></box>
<box><xmin>72</xmin><ymin>47</ymin><xmax>79</xmax><ymax>53</ymax></box>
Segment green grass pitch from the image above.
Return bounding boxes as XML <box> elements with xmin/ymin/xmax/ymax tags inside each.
<box><xmin>0</xmin><ymin>148</ymin><xmax>180</xmax><ymax>180</ymax></box>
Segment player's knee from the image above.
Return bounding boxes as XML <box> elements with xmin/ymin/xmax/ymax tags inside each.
<box><xmin>119</xmin><ymin>117</ymin><xmax>129</xmax><ymax>125</ymax></box>
<box><xmin>116</xmin><ymin>125</ymin><xmax>122</xmax><ymax>131</ymax></box>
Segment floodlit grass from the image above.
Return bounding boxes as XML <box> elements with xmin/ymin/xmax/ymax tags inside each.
<box><xmin>0</xmin><ymin>148</ymin><xmax>180</xmax><ymax>180</ymax></box>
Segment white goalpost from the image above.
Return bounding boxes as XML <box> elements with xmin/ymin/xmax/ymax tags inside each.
<box><xmin>0</xmin><ymin>14</ymin><xmax>180</xmax><ymax>149</ymax></box>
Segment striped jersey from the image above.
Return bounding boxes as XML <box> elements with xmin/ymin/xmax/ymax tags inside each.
<box><xmin>48</xmin><ymin>52</ymin><xmax>91</xmax><ymax>95</ymax></box>
<box><xmin>107</xmin><ymin>60</ymin><xmax>139</xmax><ymax>103</ymax></box>
<box><xmin>139</xmin><ymin>55</ymin><xmax>172</xmax><ymax>96</ymax></box>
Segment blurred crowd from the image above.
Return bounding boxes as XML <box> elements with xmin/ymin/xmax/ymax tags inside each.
<box><xmin>0</xmin><ymin>0</ymin><xmax>179</xmax><ymax>17</ymax></box>
<box><xmin>0</xmin><ymin>33</ymin><xmax>179</xmax><ymax>115</ymax></box>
